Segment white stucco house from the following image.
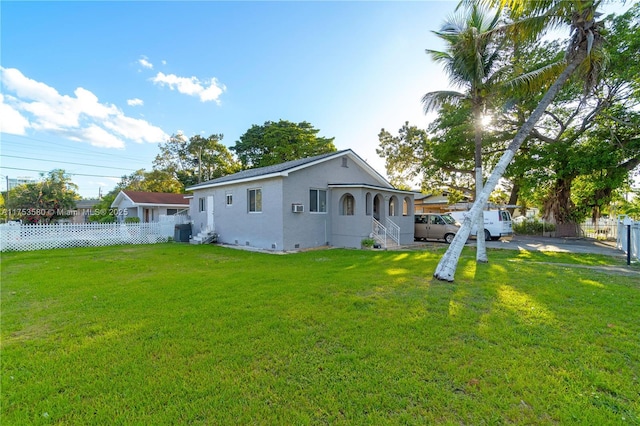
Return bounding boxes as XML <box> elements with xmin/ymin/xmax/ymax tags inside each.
<box><xmin>185</xmin><ymin>149</ymin><xmax>414</xmax><ymax>251</ymax></box>
<box><xmin>111</xmin><ymin>191</ymin><xmax>189</xmax><ymax>223</ymax></box>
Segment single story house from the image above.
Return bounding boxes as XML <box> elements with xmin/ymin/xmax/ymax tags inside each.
<box><xmin>71</xmin><ymin>199</ymin><xmax>101</xmax><ymax>224</ymax></box>
<box><xmin>414</xmin><ymin>192</ymin><xmax>473</xmax><ymax>214</ymax></box>
<box><xmin>185</xmin><ymin>149</ymin><xmax>414</xmax><ymax>251</ymax></box>
<box><xmin>111</xmin><ymin>191</ymin><xmax>189</xmax><ymax>223</ymax></box>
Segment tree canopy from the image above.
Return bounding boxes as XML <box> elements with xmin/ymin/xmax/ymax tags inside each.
<box><xmin>232</xmin><ymin>120</ymin><xmax>336</xmax><ymax>169</ymax></box>
<box><xmin>378</xmin><ymin>3</ymin><xmax>639</xmax><ymax>232</ymax></box>
<box><xmin>153</xmin><ymin>133</ymin><xmax>240</xmax><ymax>188</ymax></box>
<box><xmin>429</xmin><ymin>0</ymin><xmax>613</xmax><ymax>280</ymax></box>
<box><xmin>6</xmin><ymin>169</ymin><xmax>80</xmax><ymax>224</ymax></box>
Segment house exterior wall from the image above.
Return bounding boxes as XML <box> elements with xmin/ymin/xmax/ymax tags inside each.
<box><xmin>112</xmin><ymin>197</ymin><xmax>140</xmax><ymax>222</ymax></box>
<box><xmin>189</xmin><ymin>154</ymin><xmax>414</xmax><ymax>250</ymax></box>
<box><xmin>282</xmin><ymin>156</ymin><xmax>394</xmax><ymax>250</ymax></box>
<box><xmin>190</xmin><ymin>195</ymin><xmax>208</xmax><ymax>234</ymax></box>
<box><xmin>330</xmin><ymin>188</ymin><xmax>415</xmax><ymax>248</ymax></box>
<box><xmin>191</xmin><ymin>178</ymin><xmax>285</xmax><ymax>250</ymax></box>
<box><xmin>330</xmin><ymin>187</ymin><xmax>371</xmax><ymax>248</ymax></box>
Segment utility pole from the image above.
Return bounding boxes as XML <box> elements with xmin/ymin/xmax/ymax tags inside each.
<box><xmin>5</xmin><ymin>175</ymin><xmax>9</xmax><ymax>222</ymax></box>
<box><xmin>198</xmin><ymin>146</ymin><xmax>202</xmax><ymax>183</ymax></box>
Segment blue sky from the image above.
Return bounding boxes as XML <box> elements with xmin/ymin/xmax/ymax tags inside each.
<box><xmin>1</xmin><ymin>1</ymin><xmax>635</xmax><ymax>198</ymax></box>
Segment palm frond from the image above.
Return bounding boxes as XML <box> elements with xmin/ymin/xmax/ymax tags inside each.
<box><xmin>421</xmin><ymin>91</ymin><xmax>466</xmax><ymax>114</ymax></box>
<box><xmin>505</xmin><ymin>60</ymin><xmax>566</xmax><ymax>96</ymax></box>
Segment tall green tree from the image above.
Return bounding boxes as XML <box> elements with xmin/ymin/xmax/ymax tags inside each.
<box><xmin>6</xmin><ymin>169</ymin><xmax>80</xmax><ymax>224</ymax></box>
<box><xmin>501</xmin><ymin>4</ymin><xmax>640</xmax><ymax>228</ymax></box>
<box><xmin>422</xmin><ymin>4</ymin><xmax>505</xmax><ymax>262</ymax></box>
<box><xmin>435</xmin><ymin>0</ymin><xmax>608</xmax><ymax>281</ymax></box>
<box><xmin>377</xmin><ymin>122</ymin><xmax>433</xmax><ymax>190</ymax></box>
<box><xmin>154</xmin><ymin>133</ymin><xmax>239</xmax><ymax>187</ymax></box>
<box><xmin>232</xmin><ymin>120</ymin><xmax>336</xmax><ymax>169</ymax></box>
<box><xmin>377</xmin><ymin>109</ymin><xmax>479</xmax><ymax>196</ymax></box>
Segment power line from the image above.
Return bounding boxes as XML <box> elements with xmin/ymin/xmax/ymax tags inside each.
<box><xmin>0</xmin><ymin>166</ymin><xmax>123</xmax><ymax>179</ymax></box>
<box><xmin>1</xmin><ymin>134</ymin><xmax>154</xmax><ymax>164</ymax></box>
<box><xmin>0</xmin><ymin>154</ymin><xmax>137</xmax><ymax>171</ymax></box>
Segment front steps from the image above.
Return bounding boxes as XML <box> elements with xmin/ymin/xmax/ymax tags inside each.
<box><xmin>190</xmin><ymin>231</ymin><xmax>218</xmax><ymax>245</ymax></box>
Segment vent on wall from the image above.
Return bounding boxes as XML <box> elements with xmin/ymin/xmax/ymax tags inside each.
<box><xmin>292</xmin><ymin>204</ymin><xmax>304</xmax><ymax>213</ymax></box>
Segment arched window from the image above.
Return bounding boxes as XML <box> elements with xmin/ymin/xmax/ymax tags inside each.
<box><xmin>365</xmin><ymin>192</ymin><xmax>372</xmax><ymax>216</ymax></box>
<box><xmin>389</xmin><ymin>196</ymin><xmax>398</xmax><ymax>216</ymax></box>
<box><xmin>373</xmin><ymin>194</ymin><xmax>382</xmax><ymax>220</ymax></box>
<box><xmin>340</xmin><ymin>193</ymin><xmax>355</xmax><ymax>216</ymax></box>
<box><xmin>403</xmin><ymin>196</ymin><xmax>411</xmax><ymax>216</ymax></box>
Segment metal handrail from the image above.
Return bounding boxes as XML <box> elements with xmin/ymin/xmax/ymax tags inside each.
<box><xmin>385</xmin><ymin>218</ymin><xmax>400</xmax><ymax>246</ymax></box>
<box><xmin>372</xmin><ymin>218</ymin><xmax>387</xmax><ymax>249</ymax></box>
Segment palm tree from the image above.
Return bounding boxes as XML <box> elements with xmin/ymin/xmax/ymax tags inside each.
<box><xmin>422</xmin><ymin>4</ymin><xmax>505</xmax><ymax>263</ymax></box>
<box><xmin>434</xmin><ymin>0</ymin><xmax>607</xmax><ymax>281</ymax></box>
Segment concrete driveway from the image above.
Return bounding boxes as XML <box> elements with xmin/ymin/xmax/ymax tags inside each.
<box><xmin>467</xmin><ymin>234</ymin><xmax>625</xmax><ymax>257</ymax></box>
<box><xmin>407</xmin><ymin>235</ymin><xmax>638</xmax><ymax>276</ymax></box>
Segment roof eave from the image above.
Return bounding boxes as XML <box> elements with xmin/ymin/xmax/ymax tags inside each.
<box><xmin>186</xmin><ymin>171</ymin><xmax>288</xmax><ymax>191</ymax></box>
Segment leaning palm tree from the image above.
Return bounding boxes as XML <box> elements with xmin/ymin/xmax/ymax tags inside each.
<box><xmin>422</xmin><ymin>4</ymin><xmax>505</xmax><ymax>263</ymax></box>
<box><xmin>434</xmin><ymin>0</ymin><xmax>607</xmax><ymax>281</ymax></box>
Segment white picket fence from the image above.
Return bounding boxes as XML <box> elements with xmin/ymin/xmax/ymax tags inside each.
<box><xmin>617</xmin><ymin>217</ymin><xmax>640</xmax><ymax>262</ymax></box>
<box><xmin>0</xmin><ymin>218</ymin><xmax>179</xmax><ymax>252</ymax></box>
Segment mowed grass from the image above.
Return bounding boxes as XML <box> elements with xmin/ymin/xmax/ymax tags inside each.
<box><xmin>1</xmin><ymin>243</ymin><xmax>639</xmax><ymax>425</ymax></box>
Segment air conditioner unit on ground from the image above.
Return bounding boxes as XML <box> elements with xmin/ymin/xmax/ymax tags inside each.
<box><xmin>292</xmin><ymin>204</ymin><xmax>304</xmax><ymax>213</ymax></box>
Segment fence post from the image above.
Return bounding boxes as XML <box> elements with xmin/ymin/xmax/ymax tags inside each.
<box><xmin>623</xmin><ymin>217</ymin><xmax>632</xmax><ymax>265</ymax></box>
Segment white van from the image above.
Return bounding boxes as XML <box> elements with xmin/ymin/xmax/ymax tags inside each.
<box><xmin>449</xmin><ymin>210</ymin><xmax>513</xmax><ymax>241</ymax></box>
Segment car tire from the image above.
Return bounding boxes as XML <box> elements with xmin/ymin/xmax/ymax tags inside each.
<box><xmin>484</xmin><ymin>229</ymin><xmax>491</xmax><ymax>241</ymax></box>
<box><xmin>445</xmin><ymin>233</ymin><xmax>455</xmax><ymax>244</ymax></box>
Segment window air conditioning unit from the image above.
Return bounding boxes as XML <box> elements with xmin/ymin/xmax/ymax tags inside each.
<box><xmin>292</xmin><ymin>204</ymin><xmax>304</xmax><ymax>213</ymax></box>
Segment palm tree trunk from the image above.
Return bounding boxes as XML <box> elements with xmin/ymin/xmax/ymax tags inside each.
<box><xmin>474</xmin><ymin>106</ymin><xmax>488</xmax><ymax>263</ymax></box>
<box><xmin>475</xmin><ymin>169</ymin><xmax>488</xmax><ymax>262</ymax></box>
<box><xmin>434</xmin><ymin>52</ymin><xmax>587</xmax><ymax>282</ymax></box>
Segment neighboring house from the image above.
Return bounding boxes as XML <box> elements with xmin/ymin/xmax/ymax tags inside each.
<box><xmin>186</xmin><ymin>149</ymin><xmax>414</xmax><ymax>251</ymax></box>
<box><xmin>111</xmin><ymin>191</ymin><xmax>189</xmax><ymax>223</ymax></box>
<box><xmin>72</xmin><ymin>199</ymin><xmax>101</xmax><ymax>224</ymax></box>
<box><xmin>50</xmin><ymin>199</ymin><xmax>101</xmax><ymax>224</ymax></box>
<box><xmin>414</xmin><ymin>192</ymin><xmax>473</xmax><ymax>214</ymax></box>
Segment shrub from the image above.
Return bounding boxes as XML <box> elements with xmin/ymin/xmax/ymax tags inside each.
<box><xmin>99</xmin><ymin>216</ymin><xmax>116</xmax><ymax>224</ymax></box>
<box><xmin>513</xmin><ymin>219</ymin><xmax>556</xmax><ymax>235</ymax></box>
<box><xmin>125</xmin><ymin>217</ymin><xmax>140</xmax><ymax>224</ymax></box>
<box><xmin>361</xmin><ymin>238</ymin><xmax>376</xmax><ymax>248</ymax></box>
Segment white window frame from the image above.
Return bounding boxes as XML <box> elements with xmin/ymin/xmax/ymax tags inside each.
<box><xmin>309</xmin><ymin>189</ymin><xmax>327</xmax><ymax>213</ymax></box>
<box><xmin>199</xmin><ymin>197</ymin><xmax>206</xmax><ymax>212</ymax></box>
<box><xmin>248</xmin><ymin>188</ymin><xmax>262</xmax><ymax>213</ymax></box>
<box><xmin>226</xmin><ymin>193</ymin><xmax>233</xmax><ymax>207</ymax></box>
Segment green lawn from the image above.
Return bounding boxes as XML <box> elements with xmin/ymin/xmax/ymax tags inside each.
<box><xmin>1</xmin><ymin>243</ymin><xmax>639</xmax><ymax>425</ymax></box>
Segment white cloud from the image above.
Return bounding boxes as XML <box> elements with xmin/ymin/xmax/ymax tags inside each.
<box><xmin>151</xmin><ymin>72</ymin><xmax>226</xmax><ymax>104</ymax></box>
<box><xmin>104</xmin><ymin>114</ymin><xmax>168</xmax><ymax>144</ymax></box>
<box><xmin>127</xmin><ymin>98</ymin><xmax>144</xmax><ymax>106</ymax></box>
<box><xmin>62</xmin><ymin>125</ymin><xmax>126</xmax><ymax>149</ymax></box>
<box><xmin>138</xmin><ymin>57</ymin><xmax>153</xmax><ymax>69</ymax></box>
<box><xmin>0</xmin><ymin>66</ymin><xmax>169</xmax><ymax>148</ymax></box>
<box><xmin>0</xmin><ymin>94</ymin><xmax>30</xmax><ymax>135</ymax></box>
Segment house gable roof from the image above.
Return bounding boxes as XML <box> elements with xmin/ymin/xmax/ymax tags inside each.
<box><xmin>112</xmin><ymin>191</ymin><xmax>189</xmax><ymax>207</ymax></box>
<box><xmin>186</xmin><ymin>149</ymin><xmax>392</xmax><ymax>191</ymax></box>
